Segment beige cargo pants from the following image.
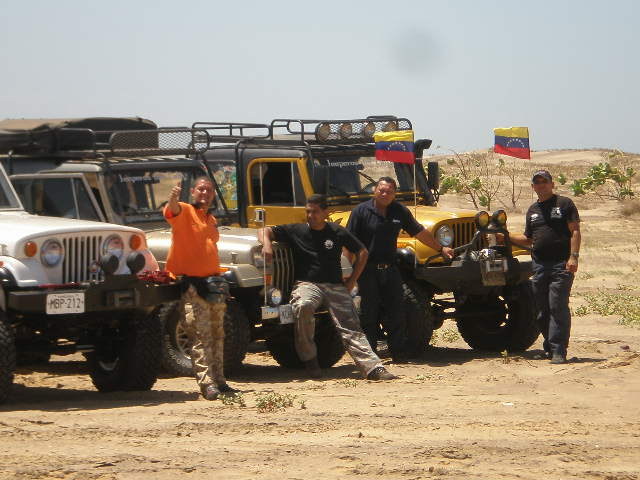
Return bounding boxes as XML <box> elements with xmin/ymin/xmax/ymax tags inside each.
<box><xmin>181</xmin><ymin>285</ymin><xmax>227</xmax><ymax>389</ymax></box>
<box><xmin>290</xmin><ymin>281</ymin><xmax>383</xmax><ymax>377</ymax></box>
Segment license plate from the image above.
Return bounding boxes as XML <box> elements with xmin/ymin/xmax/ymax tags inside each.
<box><xmin>278</xmin><ymin>304</ymin><xmax>294</xmax><ymax>324</ymax></box>
<box><xmin>46</xmin><ymin>292</ymin><xmax>85</xmax><ymax>314</ymax></box>
<box><xmin>260</xmin><ymin>304</ymin><xmax>294</xmax><ymax>324</ymax></box>
<box><xmin>261</xmin><ymin>306</ymin><xmax>279</xmax><ymax>320</ymax></box>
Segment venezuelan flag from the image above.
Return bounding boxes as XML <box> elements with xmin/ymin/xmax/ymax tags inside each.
<box><xmin>494</xmin><ymin>127</ymin><xmax>530</xmax><ymax>159</ymax></box>
<box><xmin>374</xmin><ymin>130</ymin><xmax>415</xmax><ymax>164</ymax></box>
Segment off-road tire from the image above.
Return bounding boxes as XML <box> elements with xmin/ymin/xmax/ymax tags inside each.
<box><xmin>456</xmin><ymin>281</ymin><xmax>539</xmax><ymax>352</ymax></box>
<box><xmin>159</xmin><ymin>299</ymin><xmax>251</xmax><ymax>377</ymax></box>
<box><xmin>266</xmin><ymin>313</ymin><xmax>345</xmax><ymax>369</ymax></box>
<box><xmin>402</xmin><ymin>279</ymin><xmax>435</xmax><ymax>355</ymax></box>
<box><xmin>86</xmin><ymin>310</ymin><xmax>161</xmax><ymax>392</ymax></box>
<box><xmin>0</xmin><ymin>313</ymin><xmax>16</xmax><ymax>404</ymax></box>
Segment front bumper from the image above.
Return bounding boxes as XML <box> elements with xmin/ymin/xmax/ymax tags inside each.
<box><xmin>414</xmin><ymin>256</ymin><xmax>533</xmax><ymax>293</ymax></box>
<box><xmin>7</xmin><ymin>274</ymin><xmax>182</xmax><ymax>314</ymax></box>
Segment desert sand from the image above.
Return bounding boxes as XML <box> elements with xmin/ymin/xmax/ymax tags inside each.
<box><xmin>1</xmin><ymin>150</ymin><xmax>639</xmax><ymax>480</ymax></box>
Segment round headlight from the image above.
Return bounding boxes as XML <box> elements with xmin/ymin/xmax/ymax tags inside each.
<box><xmin>41</xmin><ymin>239</ymin><xmax>63</xmax><ymax>266</ymax></box>
<box><xmin>475</xmin><ymin>211</ymin><xmax>490</xmax><ymax>230</ymax></box>
<box><xmin>267</xmin><ymin>288</ymin><xmax>283</xmax><ymax>306</ymax></box>
<box><xmin>102</xmin><ymin>235</ymin><xmax>124</xmax><ymax>259</ymax></box>
<box><xmin>492</xmin><ymin>209</ymin><xmax>508</xmax><ymax>227</ymax></box>
<box><xmin>252</xmin><ymin>247</ymin><xmax>265</xmax><ymax>268</ymax></box>
<box><xmin>339</xmin><ymin>123</ymin><xmax>352</xmax><ymax>139</ymax></box>
<box><xmin>436</xmin><ymin>224</ymin><xmax>454</xmax><ymax>247</ymax></box>
<box><xmin>317</xmin><ymin>123</ymin><xmax>331</xmax><ymax>142</ymax></box>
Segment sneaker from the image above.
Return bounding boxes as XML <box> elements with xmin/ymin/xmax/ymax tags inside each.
<box><xmin>366</xmin><ymin>366</ymin><xmax>398</xmax><ymax>381</ymax></box>
<box><xmin>219</xmin><ymin>383</ymin><xmax>240</xmax><ymax>394</ymax></box>
<box><xmin>201</xmin><ymin>384</ymin><xmax>221</xmax><ymax>400</ymax></box>
<box><xmin>550</xmin><ymin>353</ymin><xmax>567</xmax><ymax>364</ymax></box>
<box><xmin>303</xmin><ymin>357</ymin><xmax>322</xmax><ymax>379</ymax></box>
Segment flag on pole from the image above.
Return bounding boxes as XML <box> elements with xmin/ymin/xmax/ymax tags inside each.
<box><xmin>374</xmin><ymin>130</ymin><xmax>415</xmax><ymax>164</ymax></box>
<box><xmin>494</xmin><ymin>127</ymin><xmax>530</xmax><ymax>159</ymax></box>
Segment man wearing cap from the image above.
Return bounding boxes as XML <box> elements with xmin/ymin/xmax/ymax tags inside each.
<box><xmin>510</xmin><ymin>170</ymin><xmax>581</xmax><ymax>364</ymax></box>
<box><xmin>346</xmin><ymin>177</ymin><xmax>454</xmax><ymax>361</ymax></box>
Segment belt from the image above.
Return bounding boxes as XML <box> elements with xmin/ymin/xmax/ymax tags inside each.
<box><xmin>369</xmin><ymin>262</ymin><xmax>393</xmax><ymax>270</ymax></box>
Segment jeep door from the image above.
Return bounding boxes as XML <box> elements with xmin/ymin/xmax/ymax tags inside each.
<box><xmin>245</xmin><ymin>158</ymin><xmax>312</xmax><ymax>227</ymax></box>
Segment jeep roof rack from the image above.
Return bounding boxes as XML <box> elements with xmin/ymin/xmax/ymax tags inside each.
<box><xmin>0</xmin><ymin>117</ymin><xmax>211</xmax><ymax>159</ymax></box>
<box><xmin>192</xmin><ymin>116</ymin><xmax>413</xmax><ymax>146</ymax></box>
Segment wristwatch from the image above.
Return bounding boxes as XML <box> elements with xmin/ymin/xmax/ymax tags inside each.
<box><xmin>570</xmin><ymin>252</ymin><xmax>579</xmax><ymax>259</ymax></box>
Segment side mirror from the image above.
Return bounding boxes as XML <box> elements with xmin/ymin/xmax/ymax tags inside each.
<box><xmin>427</xmin><ymin>161</ymin><xmax>440</xmax><ymax>191</ymax></box>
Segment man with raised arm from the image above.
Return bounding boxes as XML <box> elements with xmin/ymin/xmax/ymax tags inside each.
<box><xmin>164</xmin><ymin>176</ymin><xmax>238</xmax><ymax>399</ymax></box>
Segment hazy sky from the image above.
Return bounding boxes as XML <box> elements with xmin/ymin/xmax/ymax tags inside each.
<box><xmin>2</xmin><ymin>0</ymin><xmax>638</xmax><ymax>154</ymax></box>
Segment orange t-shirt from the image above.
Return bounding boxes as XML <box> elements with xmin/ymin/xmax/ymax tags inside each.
<box><xmin>163</xmin><ymin>202</ymin><xmax>221</xmax><ymax>277</ymax></box>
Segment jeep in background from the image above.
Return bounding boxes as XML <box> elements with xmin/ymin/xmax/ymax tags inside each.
<box><xmin>194</xmin><ymin>116</ymin><xmax>538</xmax><ymax>360</ymax></box>
<box><xmin>0</xmin><ymin>154</ymin><xmax>181</xmax><ymax>403</ymax></box>
<box><xmin>0</xmin><ymin>118</ymin><xmax>269</xmax><ymax>376</ymax></box>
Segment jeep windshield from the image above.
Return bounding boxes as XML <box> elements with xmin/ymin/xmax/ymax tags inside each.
<box><xmin>105</xmin><ymin>166</ymin><xmax>230</xmax><ymax>224</ymax></box>
<box><xmin>11</xmin><ymin>175</ymin><xmax>102</xmax><ymax>220</ymax></box>
<box><xmin>322</xmin><ymin>155</ymin><xmax>422</xmax><ymax>202</ymax></box>
<box><xmin>0</xmin><ymin>167</ymin><xmax>24</xmax><ymax>210</ymax></box>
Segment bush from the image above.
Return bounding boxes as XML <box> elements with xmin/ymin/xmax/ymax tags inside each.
<box><xmin>570</xmin><ymin>150</ymin><xmax>637</xmax><ymax>200</ymax></box>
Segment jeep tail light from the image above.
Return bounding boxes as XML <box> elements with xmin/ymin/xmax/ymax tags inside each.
<box><xmin>24</xmin><ymin>241</ymin><xmax>37</xmax><ymax>257</ymax></box>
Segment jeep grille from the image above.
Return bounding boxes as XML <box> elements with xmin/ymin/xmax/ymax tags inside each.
<box><xmin>451</xmin><ymin>220</ymin><xmax>476</xmax><ymax>248</ymax></box>
<box><xmin>62</xmin><ymin>236</ymin><xmax>104</xmax><ymax>283</ymax></box>
<box><xmin>272</xmin><ymin>243</ymin><xmax>294</xmax><ymax>302</ymax></box>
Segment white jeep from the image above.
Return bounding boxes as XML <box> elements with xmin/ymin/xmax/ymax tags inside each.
<box><xmin>0</xmin><ymin>163</ymin><xmax>181</xmax><ymax>404</ymax></box>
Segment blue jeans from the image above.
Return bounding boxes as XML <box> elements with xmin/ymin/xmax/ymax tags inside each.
<box><xmin>531</xmin><ymin>259</ymin><xmax>575</xmax><ymax>357</ymax></box>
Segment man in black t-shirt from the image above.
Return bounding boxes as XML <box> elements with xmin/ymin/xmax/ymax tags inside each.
<box><xmin>510</xmin><ymin>170</ymin><xmax>581</xmax><ymax>364</ymax></box>
<box><xmin>346</xmin><ymin>177</ymin><xmax>454</xmax><ymax>360</ymax></box>
<box><xmin>259</xmin><ymin>194</ymin><xmax>396</xmax><ymax>381</ymax></box>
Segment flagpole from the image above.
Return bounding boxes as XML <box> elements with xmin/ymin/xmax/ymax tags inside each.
<box><xmin>413</xmin><ymin>157</ymin><xmax>418</xmax><ymax>269</ymax></box>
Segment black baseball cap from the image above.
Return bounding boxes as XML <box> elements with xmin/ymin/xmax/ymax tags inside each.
<box><xmin>531</xmin><ymin>170</ymin><xmax>552</xmax><ymax>183</ymax></box>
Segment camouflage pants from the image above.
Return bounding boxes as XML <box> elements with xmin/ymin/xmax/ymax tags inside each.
<box><xmin>181</xmin><ymin>285</ymin><xmax>227</xmax><ymax>389</ymax></box>
<box><xmin>290</xmin><ymin>281</ymin><xmax>382</xmax><ymax>377</ymax></box>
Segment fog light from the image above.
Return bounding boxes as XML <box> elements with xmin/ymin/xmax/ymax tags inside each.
<box><xmin>475</xmin><ymin>211</ymin><xmax>490</xmax><ymax>230</ymax></box>
<box><xmin>126</xmin><ymin>251</ymin><xmax>146</xmax><ymax>274</ymax></box>
<box><xmin>100</xmin><ymin>253</ymin><xmax>120</xmax><ymax>275</ymax></box>
<box><xmin>492</xmin><ymin>209</ymin><xmax>507</xmax><ymax>227</ymax></box>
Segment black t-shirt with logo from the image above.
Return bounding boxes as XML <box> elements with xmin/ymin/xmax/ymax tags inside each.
<box><xmin>271</xmin><ymin>222</ymin><xmax>365</xmax><ymax>284</ymax></box>
<box><xmin>524</xmin><ymin>194</ymin><xmax>580</xmax><ymax>262</ymax></box>
<box><xmin>346</xmin><ymin>199</ymin><xmax>425</xmax><ymax>263</ymax></box>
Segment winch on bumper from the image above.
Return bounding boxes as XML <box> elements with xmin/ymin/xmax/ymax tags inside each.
<box><xmin>7</xmin><ymin>274</ymin><xmax>182</xmax><ymax>314</ymax></box>
<box><xmin>413</xmin><ymin>209</ymin><xmax>533</xmax><ymax>295</ymax></box>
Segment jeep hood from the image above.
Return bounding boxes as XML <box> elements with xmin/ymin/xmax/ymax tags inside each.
<box><xmin>0</xmin><ymin>211</ymin><xmax>142</xmax><ymax>239</ymax></box>
<box><xmin>145</xmin><ymin>225</ymin><xmax>260</xmax><ymax>264</ymax></box>
<box><xmin>329</xmin><ymin>205</ymin><xmax>478</xmax><ymax>228</ymax></box>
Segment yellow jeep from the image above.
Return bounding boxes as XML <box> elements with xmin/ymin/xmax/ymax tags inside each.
<box><xmin>198</xmin><ymin>116</ymin><xmax>538</xmax><ymax>362</ymax></box>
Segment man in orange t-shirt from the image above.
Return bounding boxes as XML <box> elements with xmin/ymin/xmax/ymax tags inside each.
<box><xmin>164</xmin><ymin>176</ymin><xmax>236</xmax><ymax>400</ymax></box>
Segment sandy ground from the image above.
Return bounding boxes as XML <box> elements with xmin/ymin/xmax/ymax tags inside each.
<box><xmin>1</xmin><ymin>150</ymin><xmax>639</xmax><ymax>480</ymax></box>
